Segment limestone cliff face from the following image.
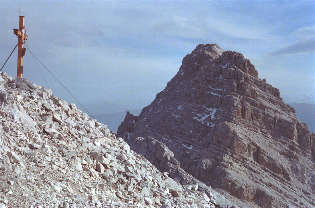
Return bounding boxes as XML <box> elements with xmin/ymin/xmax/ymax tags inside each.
<box><xmin>118</xmin><ymin>44</ymin><xmax>315</xmax><ymax>208</ymax></box>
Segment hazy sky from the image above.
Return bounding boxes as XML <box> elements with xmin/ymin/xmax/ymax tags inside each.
<box><xmin>0</xmin><ymin>0</ymin><xmax>314</xmax><ymax>115</ymax></box>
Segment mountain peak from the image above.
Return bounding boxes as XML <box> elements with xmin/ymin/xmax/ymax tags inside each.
<box><xmin>118</xmin><ymin>44</ymin><xmax>315</xmax><ymax>208</ymax></box>
<box><xmin>217</xmin><ymin>50</ymin><xmax>258</xmax><ymax>77</ymax></box>
<box><xmin>192</xmin><ymin>44</ymin><xmax>224</xmax><ymax>59</ymax></box>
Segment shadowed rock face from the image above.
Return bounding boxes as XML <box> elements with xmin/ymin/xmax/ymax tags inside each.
<box><xmin>118</xmin><ymin>44</ymin><xmax>315</xmax><ymax>208</ymax></box>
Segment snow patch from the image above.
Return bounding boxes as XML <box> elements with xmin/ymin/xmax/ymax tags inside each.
<box><xmin>208</xmin><ymin>86</ymin><xmax>223</xmax><ymax>91</ymax></box>
<box><xmin>221</xmin><ymin>63</ymin><xmax>230</xmax><ymax>69</ymax></box>
<box><xmin>172</xmin><ymin>113</ymin><xmax>181</xmax><ymax>119</ymax></box>
<box><xmin>161</xmin><ymin>137</ymin><xmax>169</xmax><ymax>142</ymax></box>
<box><xmin>182</xmin><ymin>143</ymin><xmax>193</xmax><ymax>150</ymax></box>
<box><xmin>177</xmin><ymin>105</ymin><xmax>183</xmax><ymax>111</ymax></box>
<box><xmin>192</xmin><ymin>106</ymin><xmax>217</xmax><ymax>127</ymax></box>
<box><xmin>208</xmin><ymin>91</ymin><xmax>221</xmax><ymax>97</ymax></box>
<box><xmin>204</xmin><ymin>106</ymin><xmax>217</xmax><ymax>120</ymax></box>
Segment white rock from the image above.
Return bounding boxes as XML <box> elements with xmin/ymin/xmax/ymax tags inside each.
<box><xmin>121</xmin><ymin>143</ymin><xmax>130</xmax><ymax>153</ymax></box>
<box><xmin>29</xmin><ymin>143</ymin><xmax>41</xmax><ymax>150</ymax></box>
<box><xmin>7</xmin><ymin>151</ymin><xmax>21</xmax><ymax>164</ymax></box>
<box><xmin>8</xmin><ymin>180</ymin><xmax>14</xmax><ymax>186</ymax></box>
<box><xmin>95</xmin><ymin>163</ymin><xmax>105</xmax><ymax>173</ymax></box>
<box><xmin>94</xmin><ymin>140</ymin><xmax>101</xmax><ymax>147</ymax></box>
<box><xmin>203</xmin><ymin>192</ymin><xmax>210</xmax><ymax>202</ymax></box>
<box><xmin>86</xmin><ymin>120</ymin><xmax>95</xmax><ymax>128</ymax></box>
<box><xmin>53</xmin><ymin>113</ymin><xmax>62</xmax><ymax>123</ymax></box>
<box><xmin>44</xmin><ymin>126</ymin><xmax>58</xmax><ymax>136</ymax></box>
<box><xmin>191</xmin><ymin>184</ymin><xmax>199</xmax><ymax>191</ymax></box>
<box><xmin>52</xmin><ymin>184</ymin><xmax>62</xmax><ymax>193</ymax></box>
<box><xmin>144</xmin><ymin>197</ymin><xmax>153</xmax><ymax>205</ymax></box>
<box><xmin>71</xmin><ymin>158</ymin><xmax>83</xmax><ymax>172</ymax></box>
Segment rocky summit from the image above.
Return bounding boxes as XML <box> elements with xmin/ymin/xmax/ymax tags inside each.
<box><xmin>118</xmin><ymin>44</ymin><xmax>315</xmax><ymax>208</ymax></box>
<box><xmin>0</xmin><ymin>72</ymin><xmax>234</xmax><ymax>207</ymax></box>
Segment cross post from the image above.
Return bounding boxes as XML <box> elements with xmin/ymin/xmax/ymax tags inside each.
<box><xmin>13</xmin><ymin>16</ymin><xmax>28</xmax><ymax>78</ymax></box>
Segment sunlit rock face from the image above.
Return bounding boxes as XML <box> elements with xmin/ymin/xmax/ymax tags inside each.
<box><xmin>0</xmin><ymin>72</ymin><xmax>226</xmax><ymax>208</ymax></box>
<box><xmin>118</xmin><ymin>44</ymin><xmax>315</xmax><ymax>208</ymax></box>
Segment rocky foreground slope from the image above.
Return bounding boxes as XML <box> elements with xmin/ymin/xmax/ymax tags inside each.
<box><xmin>0</xmin><ymin>72</ymin><xmax>234</xmax><ymax>207</ymax></box>
<box><xmin>118</xmin><ymin>44</ymin><xmax>315</xmax><ymax>208</ymax></box>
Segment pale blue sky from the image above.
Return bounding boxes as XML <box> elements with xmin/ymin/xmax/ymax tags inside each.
<box><xmin>0</xmin><ymin>0</ymin><xmax>314</xmax><ymax>114</ymax></box>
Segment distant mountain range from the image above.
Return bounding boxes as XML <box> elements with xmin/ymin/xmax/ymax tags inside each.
<box><xmin>90</xmin><ymin>103</ymin><xmax>314</xmax><ymax>134</ymax></box>
<box><xmin>92</xmin><ymin>109</ymin><xmax>141</xmax><ymax>132</ymax></box>
<box><xmin>290</xmin><ymin>103</ymin><xmax>315</xmax><ymax>133</ymax></box>
<box><xmin>86</xmin><ymin>101</ymin><xmax>128</xmax><ymax>115</ymax></box>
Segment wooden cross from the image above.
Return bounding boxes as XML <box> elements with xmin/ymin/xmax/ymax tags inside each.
<box><xmin>13</xmin><ymin>16</ymin><xmax>28</xmax><ymax>78</ymax></box>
